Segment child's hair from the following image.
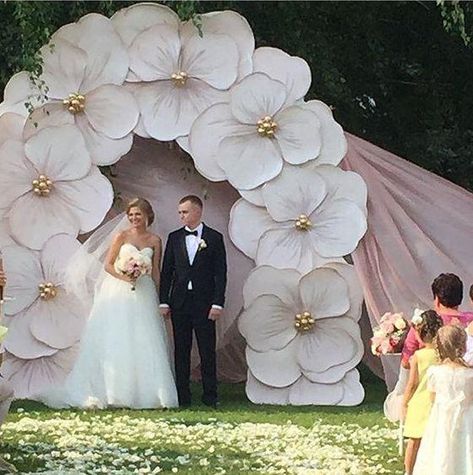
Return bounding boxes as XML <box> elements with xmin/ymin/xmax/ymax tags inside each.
<box><xmin>469</xmin><ymin>283</ymin><xmax>473</xmax><ymax>301</ymax></box>
<box><xmin>414</xmin><ymin>310</ymin><xmax>443</xmax><ymax>343</ymax></box>
<box><xmin>436</xmin><ymin>325</ymin><xmax>469</xmax><ymax>367</ymax></box>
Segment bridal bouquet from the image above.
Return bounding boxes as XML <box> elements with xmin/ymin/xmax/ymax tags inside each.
<box><xmin>370</xmin><ymin>312</ymin><xmax>409</xmax><ymax>356</ymax></box>
<box><xmin>116</xmin><ymin>255</ymin><xmax>151</xmax><ymax>291</ymax></box>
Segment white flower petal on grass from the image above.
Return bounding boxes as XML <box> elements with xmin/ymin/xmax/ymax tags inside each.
<box><xmin>253</xmin><ymin>47</ymin><xmax>311</xmax><ymax>105</ymax></box>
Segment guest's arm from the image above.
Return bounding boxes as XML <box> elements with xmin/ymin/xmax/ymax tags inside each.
<box><xmin>401</xmin><ymin>327</ymin><xmax>420</xmax><ymax>369</ymax></box>
<box><xmin>401</xmin><ymin>354</ymin><xmax>419</xmax><ymax>421</ymax></box>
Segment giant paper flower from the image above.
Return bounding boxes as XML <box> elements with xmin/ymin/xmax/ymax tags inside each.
<box><xmin>124</xmin><ymin>8</ymin><xmax>254</xmax><ymax>141</ymax></box>
<box><xmin>2</xmin><ymin>235</ymin><xmax>86</xmax><ymax>360</ymax></box>
<box><xmin>246</xmin><ymin>368</ymin><xmax>365</xmax><ymax>406</ymax></box>
<box><xmin>230</xmin><ymin>164</ymin><xmax>367</xmax><ymax>272</ymax></box>
<box><xmin>238</xmin><ymin>265</ymin><xmax>364</xmax><ymax>394</ymax></box>
<box><xmin>1</xmin><ymin>14</ymin><xmax>139</xmax><ymax>166</ymax></box>
<box><xmin>0</xmin><ymin>124</ymin><xmax>113</xmax><ymax>250</ymax></box>
<box><xmin>189</xmin><ymin>72</ymin><xmax>321</xmax><ymax>190</ymax></box>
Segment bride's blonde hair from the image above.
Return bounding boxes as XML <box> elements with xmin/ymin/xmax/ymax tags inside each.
<box><xmin>126</xmin><ymin>198</ymin><xmax>155</xmax><ymax>226</ymax></box>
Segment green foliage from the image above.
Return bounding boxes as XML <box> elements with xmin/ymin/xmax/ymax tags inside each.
<box><xmin>0</xmin><ymin>1</ymin><xmax>472</xmax><ymax>191</ymax></box>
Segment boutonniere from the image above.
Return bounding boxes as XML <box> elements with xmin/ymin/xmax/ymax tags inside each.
<box><xmin>197</xmin><ymin>239</ymin><xmax>207</xmax><ymax>251</ymax></box>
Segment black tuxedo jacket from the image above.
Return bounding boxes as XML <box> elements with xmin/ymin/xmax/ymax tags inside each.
<box><xmin>160</xmin><ymin>224</ymin><xmax>227</xmax><ymax>311</ymax></box>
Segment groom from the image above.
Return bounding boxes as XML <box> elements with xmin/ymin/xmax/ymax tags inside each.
<box><xmin>160</xmin><ymin>195</ymin><xmax>227</xmax><ymax>408</ymax></box>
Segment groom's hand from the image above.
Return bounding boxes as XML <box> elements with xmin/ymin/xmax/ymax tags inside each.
<box><xmin>208</xmin><ymin>307</ymin><xmax>222</xmax><ymax>321</ymax></box>
<box><xmin>160</xmin><ymin>307</ymin><xmax>171</xmax><ymax>319</ymax></box>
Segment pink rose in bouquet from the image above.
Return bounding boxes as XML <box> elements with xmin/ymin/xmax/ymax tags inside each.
<box><xmin>118</xmin><ymin>255</ymin><xmax>151</xmax><ymax>290</ymax></box>
<box><xmin>371</xmin><ymin>312</ymin><xmax>409</xmax><ymax>356</ymax></box>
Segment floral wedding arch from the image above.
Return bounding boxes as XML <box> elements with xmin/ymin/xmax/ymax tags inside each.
<box><xmin>0</xmin><ymin>3</ymin><xmax>368</xmax><ymax>405</ymax></box>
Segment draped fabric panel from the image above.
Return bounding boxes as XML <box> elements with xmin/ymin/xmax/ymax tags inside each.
<box><xmin>343</xmin><ymin>133</ymin><xmax>473</xmax><ymax>388</ymax></box>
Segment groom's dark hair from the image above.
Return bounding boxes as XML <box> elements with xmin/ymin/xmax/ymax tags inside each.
<box><xmin>180</xmin><ymin>195</ymin><xmax>203</xmax><ymax>208</ymax></box>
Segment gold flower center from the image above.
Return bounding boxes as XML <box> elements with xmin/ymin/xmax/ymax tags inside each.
<box><xmin>38</xmin><ymin>282</ymin><xmax>58</xmax><ymax>301</ymax></box>
<box><xmin>295</xmin><ymin>214</ymin><xmax>312</xmax><ymax>231</ymax></box>
<box><xmin>294</xmin><ymin>311</ymin><xmax>315</xmax><ymax>333</ymax></box>
<box><xmin>257</xmin><ymin>116</ymin><xmax>277</xmax><ymax>138</ymax></box>
<box><xmin>32</xmin><ymin>175</ymin><xmax>53</xmax><ymax>197</ymax></box>
<box><xmin>171</xmin><ymin>71</ymin><xmax>188</xmax><ymax>87</ymax></box>
<box><xmin>63</xmin><ymin>93</ymin><xmax>86</xmax><ymax>114</ymax></box>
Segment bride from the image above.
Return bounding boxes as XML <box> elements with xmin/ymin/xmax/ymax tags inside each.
<box><xmin>38</xmin><ymin>198</ymin><xmax>178</xmax><ymax>409</ymax></box>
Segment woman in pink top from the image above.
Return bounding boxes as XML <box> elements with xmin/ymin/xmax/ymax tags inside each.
<box><xmin>402</xmin><ymin>273</ymin><xmax>473</xmax><ymax>368</ymax></box>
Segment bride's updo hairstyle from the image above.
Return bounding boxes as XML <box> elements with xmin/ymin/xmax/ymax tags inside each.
<box><xmin>126</xmin><ymin>198</ymin><xmax>155</xmax><ymax>226</ymax></box>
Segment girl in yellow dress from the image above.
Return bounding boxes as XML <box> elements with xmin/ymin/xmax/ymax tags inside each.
<box><xmin>402</xmin><ymin>310</ymin><xmax>443</xmax><ymax>475</ymax></box>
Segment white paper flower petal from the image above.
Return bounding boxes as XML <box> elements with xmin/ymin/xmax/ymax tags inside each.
<box><xmin>137</xmin><ymin>79</ymin><xmax>227</xmax><ymax>141</ymax></box>
<box><xmin>315</xmin><ymin>164</ymin><xmax>367</xmax><ymax>215</ymax></box>
<box><xmin>239</xmin><ymin>187</ymin><xmax>265</xmax><ymax>207</ymax></box>
<box><xmin>23</xmin><ymin>103</ymin><xmax>74</xmax><ymax>141</ymax></box>
<box><xmin>246</xmin><ymin>342</ymin><xmax>300</xmax><ymax>388</ymax></box>
<box><xmin>25</xmin><ymin>124</ymin><xmax>91</xmax><ymax>181</ymax></box>
<box><xmin>182</xmin><ymin>33</ymin><xmax>238</xmax><ymax>90</ymax></box>
<box><xmin>40</xmin><ymin>39</ymin><xmax>87</xmax><ymax>99</ymax></box>
<box><xmin>0</xmin><ymin>140</ymin><xmax>36</xmax><ymax>211</ymax></box>
<box><xmin>76</xmin><ymin>114</ymin><xmax>133</xmax><ymax>166</ymax></box>
<box><xmin>129</xmin><ymin>24</ymin><xmax>180</xmax><ymax>81</ymax></box>
<box><xmin>189</xmin><ymin>103</ymin><xmax>249</xmax><ymax>182</ymax></box>
<box><xmin>256</xmin><ymin>226</ymin><xmax>320</xmax><ymax>274</ymax></box>
<box><xmin>2</xmin><ymin>347</ymin><xmax>78</xmax><ymax>400</ymax></box>
<box><xmin>30</xmin><ymin>292</ymin><xmax>86</xmax><ymax>349</ymax></box>
<box><xmin>262</xmin><ymin>165</ymin><xmax>326</xmax><ymax>221</ymax></box>
<box><xmin>289</xmin><ymin>376</ymin><xmax>344</xmax><ymax>406</ymax></box>
<box><xmin>55</xmin><ymin>168</ymin><xmax>113</xmax><ymax>233</ymax></box>
<box><xmin>310</xmin><ymin>198</ymin><xmax>367</xmax><ymax>257</ymax></box>
<box><xmin>324</xmin><ymin>262</ymin><xmax>363</xmax><ymax>322</ymax></box>
<box><xmin>299</xmin><ymin>268</ymin><xmax>350</xmax><ymax>319</ymax></box>
<box><xmin>303</xmin><ymin>100</ymin><xmax>347</xmax><ymax>165</ymax></box>
<box><xmin>0</xmin><ymin>113</ymin><xmax>24</xmax><ymax>146</ymax></box>
<box><xmin>246</xmin><ymin>370</ymin><xmax>289</xmax><ymax>405</ymax></box>
<box><xmin>176</xmin><ymin>135</ymin><xmax>190</xmax><ymax>154</ymax></box>
<box><xmin>3</xmin><ymin>307</ymin><xmax>58</xmax><ymax>359</ymax></box>
<box><xmin>243</xmin><ymin>265</ymin><xmax>301</xmax><ymax>308</ymax></box>
<box><xmin>111</xmin><ymin>3</ymin><xmax>179</xmax><ymax>47</ymax></box>
<box><xmin>41</xmin><ymin>234</ymin><xmax>80</xmax><ymax>284</ymax></box>
<box><xmin>238</xmin><ymin>294</ymin><xmax>296</xmax><ymax>352</ymax></box>
<box><xmin>0</xmin><ymin>72</ymin><xmax>41</xmax><ymax>117</ymax></box>
<box><xmin>338</xmin><ymin>369</ymin><xmax>365</xmax><ymax>406</ymax></box>
<box><xmin>181</xmin><ymin>11</ymin><xmax>254</xmax><ymax>81</ymax></box>
<box><xmin>54</xmin><ymin>14</ymin><xmax>129</xmax><ymax>92</ymax></box>
<box><xmin>1</xmin><ymin>245</ymin><xmax>42</xmax><ymax>315</ymax></box>
<box><xmin>84</xmin><ymin>84</ymin><xmax>139</xmax><ymax>139</ymax></box>
<box><xmin>229</xmin><ymin>199</ymin><xmax>274</xmax><ymax>258</ymax></box>
<box><xmin>253</xmin><ymin>47</ymin><xmax>311</xmax><ymax>105</ymax></box>
<box><xmin>9</xmin><ymin>193</ymin><xmax>80</xmax><ymax>250</ymax></box>
<box><xmin>230</xmin><ymin>73</ymin><xmax>287</xmax><ymax>125</ymax></box>
<box><xmin>0</xmin><ymin>218</ymin><xmax>15</xmax><ymax>249</ymax></box>
<box><xmin>218</xmin><ymin>133</ymin><xmax>282</xmax><ymax>190</ymax></box>
<box><xmin>298</xmin><ymin>317</ymin><xmax>363</xmax><ymax>384</ymax></box>
<box><xmin>275</xmin><ymin>106</ymin><xmax>321</xmax><ymax>165</ymax></box>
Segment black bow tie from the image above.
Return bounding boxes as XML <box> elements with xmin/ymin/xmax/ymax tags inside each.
<box><xmin>185</xmin><ymin>229</ymin><xmax>198</xmax><ymax>236</ymax></box>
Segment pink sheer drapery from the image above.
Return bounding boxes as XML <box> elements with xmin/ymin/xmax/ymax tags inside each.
<box><xmin>343</xmin><ymin>133</ymin><xmax>473</xmax><ymax>389</ymax></box>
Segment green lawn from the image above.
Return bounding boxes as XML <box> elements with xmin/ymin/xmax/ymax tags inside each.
<box><xmin>0</xmin><ymin>370</ymin><xmax>404</xmax><ymax>474</ymax></box>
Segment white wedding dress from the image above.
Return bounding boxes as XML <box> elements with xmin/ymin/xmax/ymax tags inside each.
<box><xmin>38</xmin><ymin>243</ymin><xmax>178</xmax><ymax>409</ymax></box>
